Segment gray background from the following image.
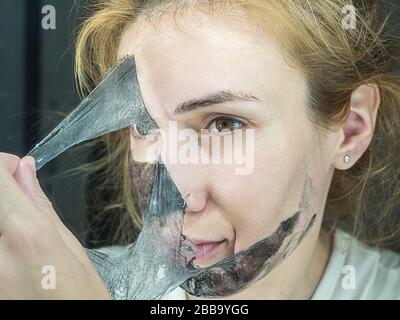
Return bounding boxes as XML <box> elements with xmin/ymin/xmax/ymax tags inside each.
<box><xmin>0</xmin><ymin>0</ymin><xmax>88</xmax><ymax>243</ymax></box>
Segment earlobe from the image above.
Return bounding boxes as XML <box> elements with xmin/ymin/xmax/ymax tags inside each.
<box><xmin>334</xmin><ymin>84</ymin><xmax>380</xmax><ymax>171</ymax></box>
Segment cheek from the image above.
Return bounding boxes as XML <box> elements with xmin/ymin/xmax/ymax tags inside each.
<box><xmin>210</xmin><ymin>127</ymin><xmax>316</xmax><ymax>252</ymax></box>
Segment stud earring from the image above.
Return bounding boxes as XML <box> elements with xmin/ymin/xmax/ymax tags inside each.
<box><xmin>343</xmin><ymin>154</ymin><xmax>352</xmax><ymax>164</ymax></box>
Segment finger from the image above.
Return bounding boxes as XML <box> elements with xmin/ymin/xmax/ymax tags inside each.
<box><xmin>14</xmin><ymin>157</ymin><xmax>62</xmax><ymax>225</ymax></box>
<box><xmin>0</xmin><ymin>153</ymin><xmax>28</xmax><ymax>223</ymax></box>
<box><xmin>0</xmin><ymin>156</ymin><xmax>39</xmax><ymax>232</ymax></box>
<box><xmin>0</xmin><ymin>153</ymin><xmax>20</xmax><ymax>177</ymax></box>
<box><xmin>0</xmin><ymin>157</ymin><xmax>91</xmax><ymax>270</ymax></box>
<box><xmin>13</xmin><ymin>157</ymin><xmax>37</xmax><ymax>202</ymax></box>
<box><xmin>13</xmin><ymin>157</ymin><xmax>88</xmax><ymax>262</ymax></box>
<box><xmin>0</xmin><ymin>186</ymin><xmax>38</xmax><ymax>234</ymax></box>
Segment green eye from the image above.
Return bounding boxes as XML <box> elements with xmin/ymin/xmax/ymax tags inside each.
<box><xmin>211</xmin><ymin>117</ymin><xmax>243</xmax><ymax>132</ymax></box>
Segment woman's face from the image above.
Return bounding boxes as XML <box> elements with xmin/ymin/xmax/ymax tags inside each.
<box><xmin>118</xmin><ymin>10</ymin><xmax>340</xmax><ymax>268</ymax></box>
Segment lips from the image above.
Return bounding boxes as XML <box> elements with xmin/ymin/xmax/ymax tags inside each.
<box><xmin>189</xmin><ymin>239</ymin><xmax>226</xmax><ymax>262</ymax></box>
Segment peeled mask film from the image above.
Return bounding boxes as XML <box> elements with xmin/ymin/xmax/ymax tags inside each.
<box><xmin>27</xmin><ymin>56</ymin><xmax>317</xmax><ymax>299</ymax></box>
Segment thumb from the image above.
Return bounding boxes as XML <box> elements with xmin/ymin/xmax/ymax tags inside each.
<box><xmin>14</xmin><ymin>156</ymin><xmax>74</xmax><ymax>240</ymax></box>
<box><xmin>14</xmin><ymin>157</ymin><xmax>91</xmax><ymax>265</ymax></box>
<box><xmin>14</xmin><ymin>156</ymin><xmax>55</xmax><ymax>216</ymax></box>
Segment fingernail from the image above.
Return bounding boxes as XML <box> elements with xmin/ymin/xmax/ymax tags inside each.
<box><xmin>25</xmin><ymin>156</ymin><xmax>37</xmax><ymax>177</ymax></box>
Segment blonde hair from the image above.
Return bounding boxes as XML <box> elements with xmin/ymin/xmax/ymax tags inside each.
<box><xmin>74</xmin><ymin>0</ymin><xmax>400</xmax><ymax>249</ymax></box>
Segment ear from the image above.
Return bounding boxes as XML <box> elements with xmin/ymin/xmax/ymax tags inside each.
<box><xmin>334</xmin><ymin>84</ymin><xmax>381</xmax><ymax>170</ymax></box>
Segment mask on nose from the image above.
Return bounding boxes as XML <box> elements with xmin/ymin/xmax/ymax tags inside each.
<box><xmin>27</xmin><ymin>56</ymin><xmax>316</xmax><ymax>299</ymax></box>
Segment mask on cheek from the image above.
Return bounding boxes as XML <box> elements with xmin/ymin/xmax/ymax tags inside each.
<box><xmin>27</xmin><ymin>56</ymin><xmax>316</xmax><ymax>299</ymax></box>
<box><xmin>180</xmin><ymin>176</ymin><xmax>316</xmax><ymax>297</ymax></box>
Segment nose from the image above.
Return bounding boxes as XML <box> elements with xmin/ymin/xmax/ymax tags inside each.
<box><xmin>184</xmin><ymin>190</ymin><xmax>208</xmax><ymax>214</ymax></box>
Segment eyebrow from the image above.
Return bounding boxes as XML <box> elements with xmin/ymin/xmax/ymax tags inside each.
<box><xmin>173</xmin><ymin>90</ymin><xmax>261</xmax><ymax>114</ymax></box>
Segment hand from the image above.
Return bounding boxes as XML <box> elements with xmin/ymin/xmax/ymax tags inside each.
<box><xmin>0</xmin><ymin>153</ymin><xmax>111</xmax><ymax>299</ymax></box>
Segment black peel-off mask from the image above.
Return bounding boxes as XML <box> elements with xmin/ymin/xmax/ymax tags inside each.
<box><xmin>27</xmin><ymin>56</ymin><xmax>316</xmax><ymax>299</ymax></box>
<box><xmin>181</xmin><ymin>177</ymin><xmax>317</xmax><ymax>297</ymax></box>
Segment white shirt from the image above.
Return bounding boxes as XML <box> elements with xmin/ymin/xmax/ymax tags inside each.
<box><xmin>98</xmin><ymin>228</ymin><xmax>400</xmax><ymax>300</ymax></box>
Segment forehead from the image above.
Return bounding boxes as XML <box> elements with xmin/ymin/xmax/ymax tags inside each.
<box><xmin>117</xmin><ymin>10</ymin><xmax>303</xmax><ymax>118</ymax></box>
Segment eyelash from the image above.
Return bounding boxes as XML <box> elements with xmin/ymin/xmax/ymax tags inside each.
<box><xmin>204</xmin><ymin>115</ymin><xmax>247</xmax><ymax>134</ymax></box>
<box><xmin>131</xmin><ymin>115</ymin><xmax>248</xmax><ymax>139</ymax></box>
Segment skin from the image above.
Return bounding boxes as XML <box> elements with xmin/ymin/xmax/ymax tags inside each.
<box><xmin>0</xmin><ymin>155</ymin><xmax>110</xmax><ymax>299</ymax></box>
<box><xmin>120</xmin><ymin>9</ymin><xmax>381</xmax><ymax>299</ymax></box>
<box><xmin>0</xmin><ymin>7</ymin><xmax>380</xmax><ymax>299</ymax></box>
